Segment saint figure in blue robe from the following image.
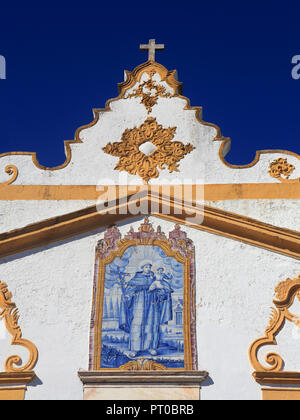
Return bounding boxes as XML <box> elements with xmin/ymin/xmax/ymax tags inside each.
<box><xmin>119</xmin><ymin>262</ymin><xmax>173</xmax><ymax>357</ymax></box>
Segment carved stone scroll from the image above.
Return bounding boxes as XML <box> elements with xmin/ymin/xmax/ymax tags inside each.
<box><xmin>0</xmin><ymin>166</ymin><xmax>19</xmax><ymax>186</ymax></box>
<box><xmin>249</xmin><ymin>274</ymin><xmax>300</xmax><ymax>374</ymax></box>
<box><xmin>0</xmin><ymin>281</ymin><xmax>38</xmax><ymax>373</ymax></box>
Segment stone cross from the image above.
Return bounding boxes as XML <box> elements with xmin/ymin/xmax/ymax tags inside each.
<box><xmin>140</xmin><ymin>39</ymin><xmax>165</xmax><ymax>61</ymax></box>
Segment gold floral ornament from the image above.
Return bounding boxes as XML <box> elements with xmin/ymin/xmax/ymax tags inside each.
<box><xmin>126</xmin><ymin>77</ymin><xmax>173</xmax><ymax>113</ymax></box>
<box><xmin>103</xmin><ymin>117</ymin><xmax>195</xmax><ymax>183</ymax></box>
<box><xmin>0</xmin><ymin>281</ymin><xmax>38</xmax><ymax>372</ymax></box>
<box><xmin>119</xmin><ymin>358</ymin><xmax>167</xmax><ymax>371</ymax></box>
<box><xmin>268</xmin><ymin>158</ymin><xmax>295</xmax><ymax>181</ymax></box>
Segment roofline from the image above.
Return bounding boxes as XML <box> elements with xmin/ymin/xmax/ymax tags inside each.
<box><xmin>0</xmin><ymin>189</ymin><xmax>299</xmax><ymax>260</ymax></box>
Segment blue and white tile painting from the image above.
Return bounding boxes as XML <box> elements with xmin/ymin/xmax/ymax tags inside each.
<box><xmin>101</xmin><ymin>245</ymin><xmax>185</xmax><ymax>369</ymax></box>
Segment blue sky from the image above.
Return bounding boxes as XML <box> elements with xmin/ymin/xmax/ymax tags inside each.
<box><xmin>0</xmin><ymin>1</ymin><xmax>300</xmax><ymax>167</ymax></box>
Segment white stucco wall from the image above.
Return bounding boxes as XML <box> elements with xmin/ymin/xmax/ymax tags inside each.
<box><xmin>0</xmin><ymin>216</ymin><xmax>299</xmax><ymax>400</ymax></box>
<box><xmin>0</xmin><ymin>197</ymin><xmax>299</xmax><ymax>236</ymax></box>
<box><xmin>0</xmin><ymin>201</ymin><xmax>95</xmax><ymax>233</ymax></box>
<box><xmin>206</xmin><ymin>199</ymin><xmax>300</xmax><ymax>232</ymax></box>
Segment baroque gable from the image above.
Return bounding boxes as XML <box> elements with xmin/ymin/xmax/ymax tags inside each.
<box><xmin>0</xmin><ymin>61</ymin><xmax>299</xmax><ymax>189</ymax></box>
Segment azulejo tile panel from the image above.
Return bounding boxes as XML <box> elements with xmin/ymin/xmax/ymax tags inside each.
<box><xmin>89</xmin><ymin>218</ymin><xmax>197</xmax><ymax>371</ymax></box>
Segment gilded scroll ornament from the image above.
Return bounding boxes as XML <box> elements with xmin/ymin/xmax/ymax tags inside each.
<box><xmin>268</xmin><ymin>158</ymin><xmax>295</xmax><ymax>181</ymax></box>
<box><xmin>118</xmin><ymin>61</ymin><xmax>182</xmax><ymax>100</ymax></box>
<box><xmin>119</xmin><ymin>358</ymin><xmax>167</xmax><ymax>371</ymax></box>
<box><xmin>0</xmin><ymin>165</ymin><xmax>18</xmax><ymax>186</ymax></box>
<box><xmin>0</xmin><ymin>281</ymin><xmax>38</xmax><ymax>373</ymax></box>
<box><xmin>96</xmin><ymin>217</ymin><xmax>194</xmax><ymax>260</ymax></box>
<box><xmin>103</xmin><ymin>117</ymin><xmax>195</xmax><ymax>183</ymax></box>
<box><xmin>249</xmin><ymin>274</ymin><xmax>300</xmax><ymax>373</ymax></box>
<box><xmin>127</xmin><ymin>78</ymin><xmax>173</xmax><ymax>113</ymax></box>
<box><xmin>274</xmin><ymin>277</ymin><xmax>300</xmax><ymax>301</ymax></box>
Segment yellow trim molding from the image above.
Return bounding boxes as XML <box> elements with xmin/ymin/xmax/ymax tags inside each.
<box><xmin>253</xmin><ymin>371</ymin><xmax>300</xmax><ymax>385</ymax></box>
<box><xmin>1</xmin><ymin>183</ymin><xmax>300</xmax><ymax>201</ymax></box>
<box><xmin>0</xmin><ymin>371</ymin><xmax>35</xmax><ymax>384</ymax></box>
<box><xmin>0</xmin><ymin>386</ymin><xmax>26</xmax><ymax>401</ymax></box>
<box><xmin>0</xmin><ymin>372</ymin><xmax>36</xmax><ymax>400</ymax></box>
<box><xmin>261</xmin><ymin>387</ymin><xmax>300</xmax><ymax>400</ymax></box>
<box><xmin>0</xmin><ymin>371</ymin><xmax>35</xmax><ymax>400</ymax></box>
<box><xmin>0</xmin><ymin>190</ymin><xmax>300</xmax><ymax>260</ymax></box>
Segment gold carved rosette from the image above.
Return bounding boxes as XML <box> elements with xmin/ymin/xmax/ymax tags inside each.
<box><xmin>268</xmin><ymin>158</ymin><xmax>299</xmax><ymax>183</ymax></box>
<box><xmin>103</xmin><ymin>117</ymin><xmax>195</xmax><ymax>183</ymax></box>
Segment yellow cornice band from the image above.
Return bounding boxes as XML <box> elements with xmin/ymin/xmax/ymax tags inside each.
<box><xmin>0</xmin><ymin>191</ymin><xmax>300</xmax><ymax>260</ymax></box>
<box><xmin>0</xmin><ymin>183</ymin><xmax>300</xmax><ymax>201</ymax></box>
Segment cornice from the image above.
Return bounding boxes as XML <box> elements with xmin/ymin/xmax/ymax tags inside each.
<box><xmin>0</xmin><ymin>372</ymin><xmax>35</xmax><ymax>400</ymax></box>
<box><xmin>0</xmin><ymin>189</ymin><xmax>299</xmax><ymax>260</ymax></box>
<box><xmin>0</xmin><ymin>371</ymin><xmax>35</xmax><ymax>385</ymax></box>
<box><xmin>1</xmin><ymin>183</ymin><xmax>300</xmax><ymax>201</ymax></box>
<box><xmin>78</xmin><ymin>370</ymin><xmax>208</xmax><ymax>385</ymax></box>
<box><xmin>253</xmin><ymin>371</ymin><xmax>300</xmax><ymax>385</ymax></box>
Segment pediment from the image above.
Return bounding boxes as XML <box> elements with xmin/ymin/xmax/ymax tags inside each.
<box><xmin>0</xmin><ymin>189</ymin><xmax>299</xmax><ymax>260</ymax></box>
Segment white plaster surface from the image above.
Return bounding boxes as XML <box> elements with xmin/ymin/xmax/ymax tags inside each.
<box><xmin>83</xmin><ymin>385</ymin><xmax>200</xmax><ymax>400</ymax></box>
<box><xmin>205</xmin><ymin>199</ymin><xmax>300</xmax><ymax>232</ymax></box>
<box><xmin>0</xmin><ymin>217</ymin><xmax>299</xmax><ymax>400</ymax></box>
<box><xmin>0</xmin><ymin>199</ymin><xmax>300</xmax><ymax>233</ymax></box>
<box><xmin>0</xmin><ymin>68</ymin><xmax>298</xmax><ymax>186</ymax></box>
<box><xmin>0</xmin><ymin>201</ymin><xmax>95</xmax><ymax>233</ymax></box>
<box><xmin>0</xmin><ymin>197</ymin><xmax>299</xmax><ymax>235</ymax></box>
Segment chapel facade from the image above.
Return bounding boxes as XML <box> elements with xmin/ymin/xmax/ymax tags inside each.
<box><xmin>0</xmin><ymin>40</ymin><xmax>299</xmax><ymax>400</ymax></box>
